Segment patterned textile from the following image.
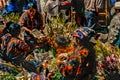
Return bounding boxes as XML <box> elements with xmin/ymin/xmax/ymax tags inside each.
<box><xmin>0</xmin><ymin>33</ymin><xmax>30</xmax><ymax>56</ymax></box>
<box><xmin>108</xmin><ymin>13</ymin><xmax>120</xmax><ymax>46</ymax></box>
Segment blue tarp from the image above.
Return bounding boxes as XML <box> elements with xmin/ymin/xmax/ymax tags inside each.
<box><xmin>111</xmin><ymin>0</ymin><xmax>115</xmax><ymax>5</ymax></box>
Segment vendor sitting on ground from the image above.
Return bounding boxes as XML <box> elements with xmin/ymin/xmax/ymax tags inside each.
<box><xmin>0</xmin><ymin>22</ymin><xmax>30</xmax><ymax>66</ymax></box>
<box><xmin>66</xmin><ymin>27</ymin><xmax>96</xmax><ymax>80</ymax></box>
<box><xmin>19</xmin><ymin>2</ymin><xmax>43</xmax><ymax>48</ymax></box>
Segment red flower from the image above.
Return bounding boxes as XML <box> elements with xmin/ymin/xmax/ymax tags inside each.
<box><xmin>76</xmin><ymin>67</ymin><xmax>81</xmax><ymax>75</ymax></box>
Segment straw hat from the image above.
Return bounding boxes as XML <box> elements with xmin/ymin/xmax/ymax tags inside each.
<box><xmin>114</xmin><ymin>1</ymin><xmax>120</xmax><ymax>9</ymax></box>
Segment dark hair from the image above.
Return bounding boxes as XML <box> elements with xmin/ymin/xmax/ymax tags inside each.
<box><xmin>3</xmin><ymin>21</ymin><xmax>20</xmax><ymax>37</ymax></box>
<box><xmin>3</xmin><ymin>21</ymin><xmax>14</xmax><ymax>34</ymax></box>
<box><xmin>9</xmin><ymin>23</ymin><xmax>20</xmax><ymax>36</ymax></box>
<box><xmin>27</xmin><ymin>2</ymin><xmax>37</xmax><ymax>9</ymax></box>
<box><xmin>56</xmin><ymin>36</ymin><xmax>68</xmax><ymax>47</ymax></box>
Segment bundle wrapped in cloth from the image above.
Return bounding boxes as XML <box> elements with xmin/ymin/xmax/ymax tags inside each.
<box><xmin>71</xmin><ymin>27</ymin><xmax>95</xmax><ymax>39</ymax></box>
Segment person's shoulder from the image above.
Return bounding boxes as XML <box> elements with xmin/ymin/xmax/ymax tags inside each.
<box><xmin>109</xmin><ymin>13</ymin><xmax>120</xmax><ymax>27</ymax></box>
<box><xmin>20</xmin><ymin>10</ymin><xmax>29</xmax><ymax>18</ymax></box>
<box><xmin>110</xmin><ymin>14</ymin><xmax>120</xmax><ymax>23</ymax></box>
<box><xmin>21</xmin><ymin>10</ymin><xmax>29</xmax><ymax>16</ymax></box>
<box><xmin>113</xmin><ymin>13</ymin><xmax>120</xmax><ymax>19</ymax></box>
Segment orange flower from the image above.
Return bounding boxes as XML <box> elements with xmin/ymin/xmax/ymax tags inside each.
<box><xmin>56</xmin><ymin>48</ymin><xmax>67</xmax><ymax>54</ymax></box>
<box><xmin>70</xmin><ymin>55</ymin><xmax>81</xmax><ymax>61</ymax></box>
<box><xmin>70</xmin><ymin>55</ymin><xmax>78</xmax><ymax>59</ymax></box>
<box><xmin>65</xmin><ymin>65</ymin><xmax>73</xmax><ymax>72</ymax></box>
<box><xmin>45</xmin><ymin>37</ymin><xmax>51</xmax><ymax>44</ymax></box>
<box><xmin>78</xmin><ymin>49</ymin><xmax>89</xmax><ymax>57</ymax></box>
<box><xmin>67</xmin><ymin>46</ymin><xmax>75</xmax><ymax>54</ymax></box>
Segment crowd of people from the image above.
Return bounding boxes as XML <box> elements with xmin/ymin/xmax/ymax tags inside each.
<box><xmin>0</xmin><ymin>0</ymin><xmax>120</xmax><ymax>80</ymax></box>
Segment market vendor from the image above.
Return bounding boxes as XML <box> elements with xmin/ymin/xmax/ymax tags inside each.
<box><xmin>0</xmin><ymin>22</ymin><xmax>30</xmax><ymax>66</ymax></box>
<box><xmin>70</xmin><ymin>28</ymin><xmax>96</xmax><ymax>80</ymax></box>
<box><xmin>19</xmin><ymin>2</ymin><xmax>44</xmax><ymax>48</ymax></box>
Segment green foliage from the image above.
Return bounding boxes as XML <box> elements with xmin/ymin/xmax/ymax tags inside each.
<box><xmin>37</xmin><ymin>48</ymin><xmax>46</xmax><ymax>53</ymax></box>
<box><xmin>46</xmin><ymin>15</ymin><xmax>77</xmax><ymax>37</ymax></box>
<box><xmin>0</xmin><ymin>75</ymin><xmax>17</xmax><ymax>80</ymax></box>
<box><xmin>3</xmin><ymin>13</ymin><xmax>20</xmax><ymax>22</ymax></box>
<box><xmin>50</xmin><ymin>47</ymin><xmax>56</xmax><ymax>57</ymax></box>
<box><xmin>94</xmin><ymin>41</ymin><xmax>120</xmax><ymax>57</ymax></box>
<box><xmin>9</xmin><ymin>69</ymin><xmax>19</xmax><ymax>76</ymax></box>
<box><xmin>51</xmin><ymin>72</ymin><xmax>62</xmax><ymax>80</ymax></box>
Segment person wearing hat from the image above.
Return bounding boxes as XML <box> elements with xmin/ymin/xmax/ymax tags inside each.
<box><xmin>107</xmin><ymin>1</ymin><xmax>120</xmax><ymax>47</ymax></box>
<box><xmin>53</xmin><ymin>36</ymin><xmax>69</xmax><ymax>55</ymax></box>
<box><xmin>45</xmin><ymin>0</ymin><xmax>60</xmax><ymax>22</ymax></box>
<box><xmin>110</xmin><ymin>0</ymin><xmax>120</xmax><ymax>18</ymax></box>
<box><xmin>71</xmin><ymin>28</ymin><xmax>96</xmax><ymax>80</ymax></box>
<box><xmin>0</xmin><ymin>22</ymin><xmax>30</xmax><ymax>66</ymax></box>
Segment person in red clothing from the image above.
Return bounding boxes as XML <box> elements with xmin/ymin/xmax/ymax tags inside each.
<box><xmin>19</xmin><ymin>2</ymin><xmax>44</xmax><ymax>48</ymax></box>
<box><xmin>0</xmin><ymin>22</ymin><xmax>30</xmax><ymax>66</ymax></box>
<box><xmin>19</xmin><ymin>2</ymin><xmax>43</xmax><ymax>33</ymax></box>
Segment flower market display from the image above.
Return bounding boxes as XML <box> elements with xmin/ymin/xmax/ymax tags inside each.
<box><xmin>0</xmin><ymin>13</ymin><xmax>120</xmax><ymax>80</ymax></box>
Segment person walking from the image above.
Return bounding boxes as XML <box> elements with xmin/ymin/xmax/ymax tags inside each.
<box><xmin>84</xmin><ymin>0</ymin><xmax>103</xmax><ymax>28</ymax></box>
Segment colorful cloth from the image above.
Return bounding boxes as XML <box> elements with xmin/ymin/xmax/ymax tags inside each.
<box><xmin>0</xmin><ymin>33</ymin><xmax>30</xmax><ymax>64</ymax></box>
<box><xmin>1</xmin><ymin>33</ymin><xmax>29</xmax><ymax>55</ymax></box>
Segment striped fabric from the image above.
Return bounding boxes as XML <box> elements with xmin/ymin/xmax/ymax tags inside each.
<box><xmin>1</xmin><ymin>33</ymin><xmax>30</xmax><ymax>56</ymax></box>
<box><xmin>84</xmin><ymin>0</ymin><xmax>103</xmax><ymax>11</ymax></box>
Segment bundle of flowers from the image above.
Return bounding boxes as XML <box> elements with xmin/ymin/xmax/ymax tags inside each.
<box><xmin>95</xmin><ymin>41</ymin><xmax>120</xmax><ymax>80</ymax></box>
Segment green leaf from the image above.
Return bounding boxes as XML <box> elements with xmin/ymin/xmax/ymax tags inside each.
<box><xmin>50</xmin><ymin>47</ymin><xmax>56</xmax><ymax>57</ymax></box>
